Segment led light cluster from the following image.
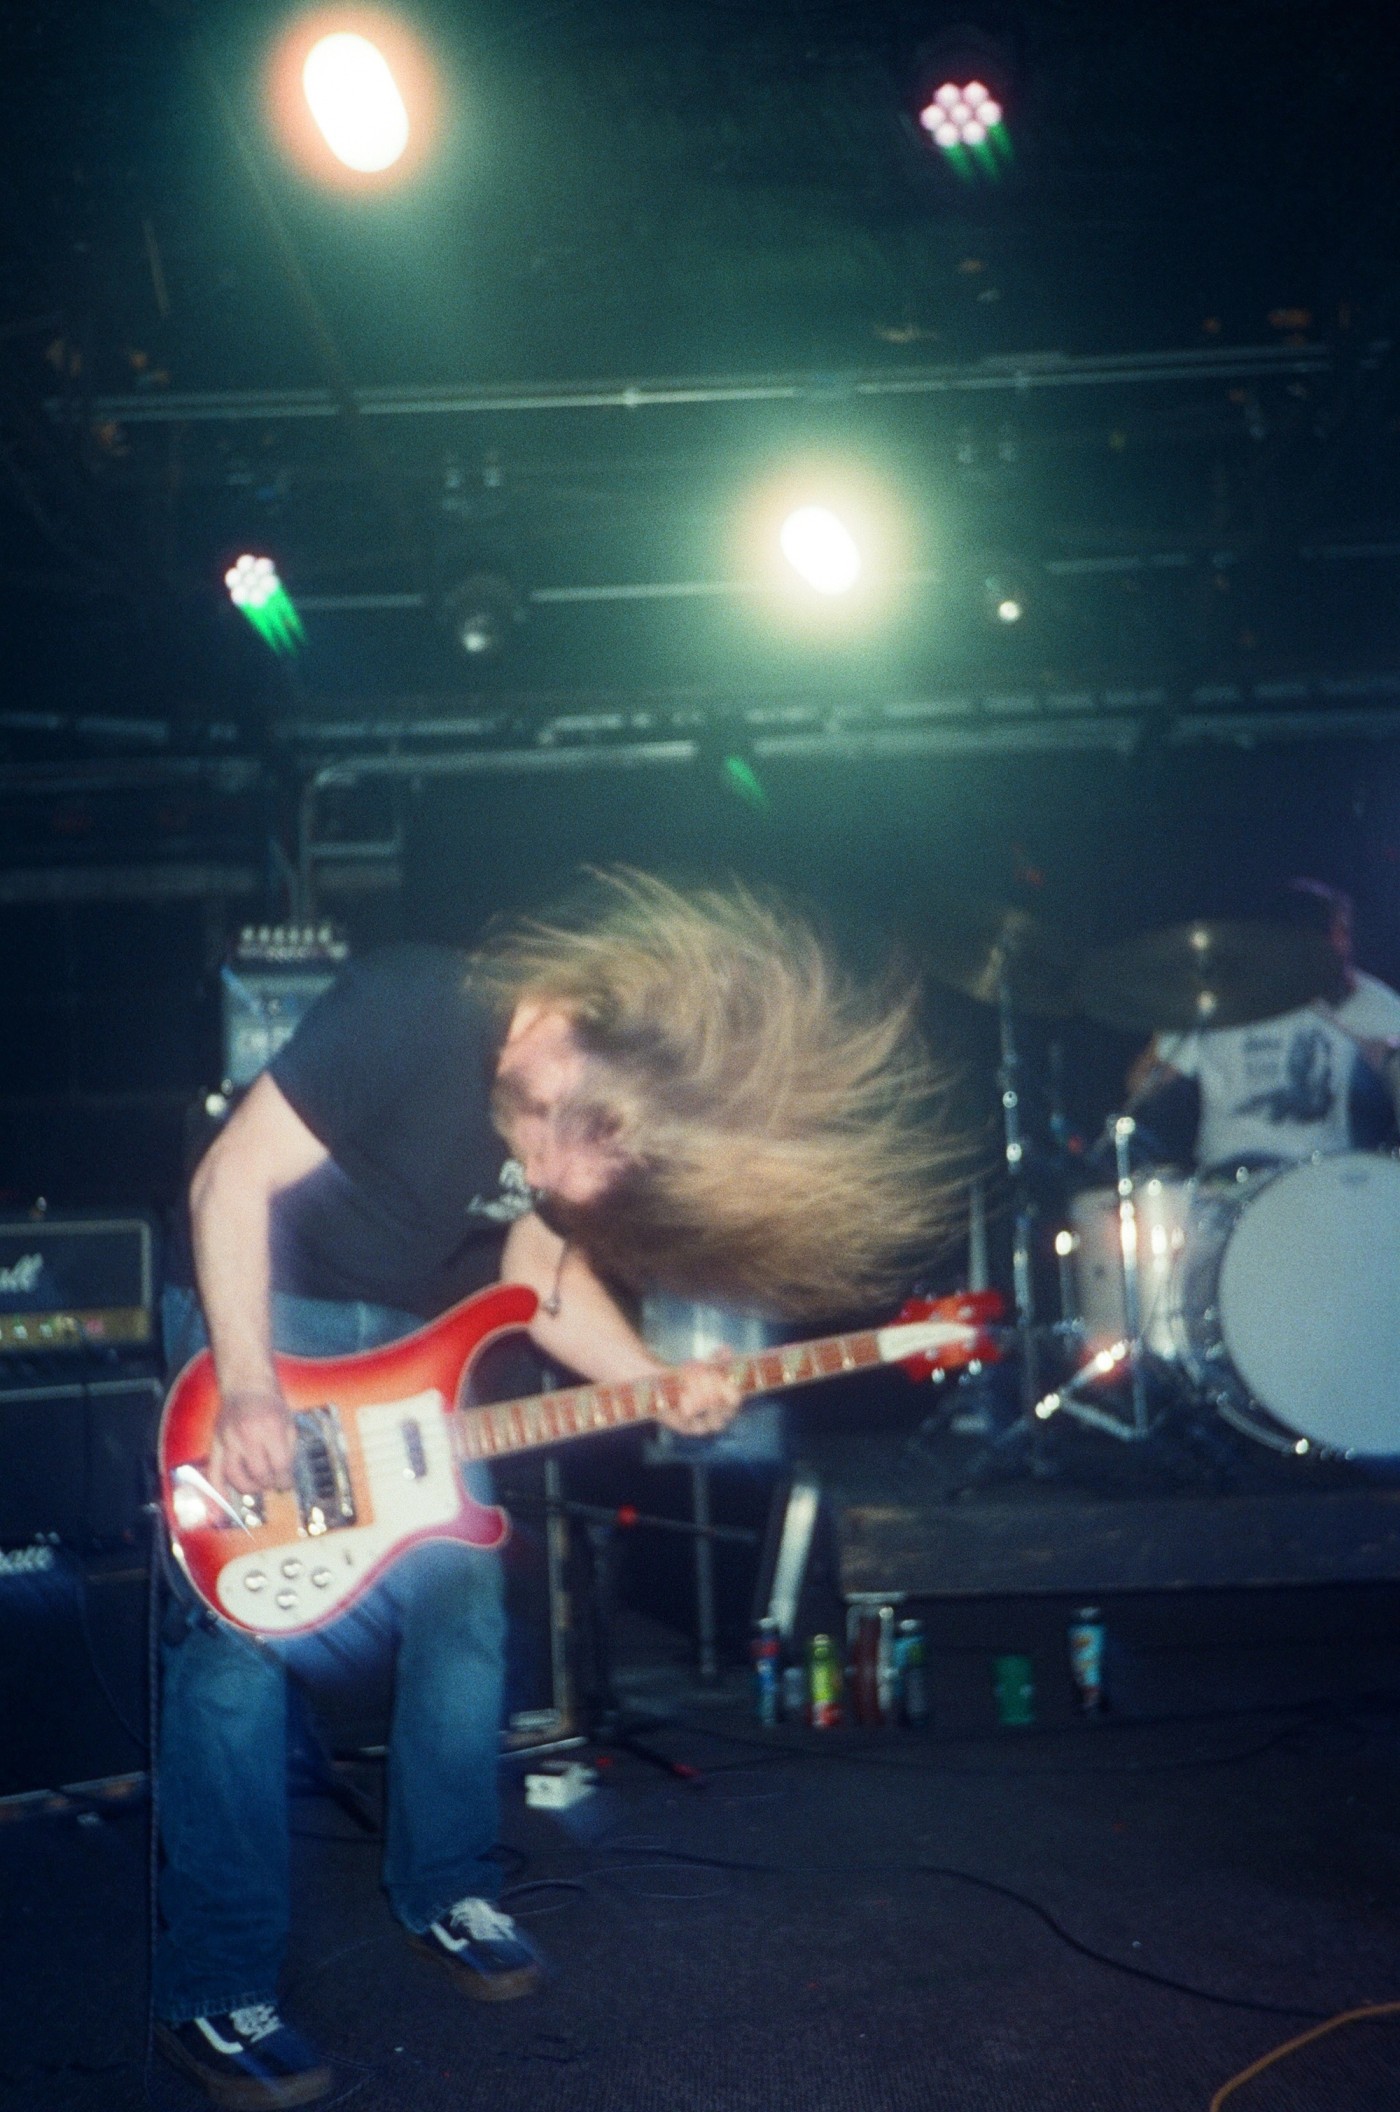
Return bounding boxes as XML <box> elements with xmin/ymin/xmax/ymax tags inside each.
<box><xmin>224</xmin><ymin>553</ymin><xmax>304</xmax><ymax>654</ymax></box>
<box><xmin>919</xmin><ymin>79</ymin><xmax>1003</xmax><ymax>149</ymax></box>
<box><xmin>224</xmin><ymin>553</ymin><xmax>281</xmax><ymax>609</ymax></box>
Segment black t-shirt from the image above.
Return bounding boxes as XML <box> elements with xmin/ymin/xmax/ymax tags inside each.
<box><xmin>263</xmin><ymin>945</ymin><xmax>526</xmax><ymax>1316</ymax></box>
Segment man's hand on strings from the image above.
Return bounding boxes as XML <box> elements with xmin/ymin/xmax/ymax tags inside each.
<box><xmin>655</xmin><ymin>1352</ymin><xmax>743</xmax><ymax>1439</ymax></box>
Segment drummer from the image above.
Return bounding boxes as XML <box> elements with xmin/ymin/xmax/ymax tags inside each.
<box><xmin>1126</xmin><ymin>881</ymin><xmax>1400</xmax><ymax>1174</ymax></box>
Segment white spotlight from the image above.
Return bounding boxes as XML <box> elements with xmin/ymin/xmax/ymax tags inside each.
<box><xmin>442</xmin><ymin>571</ymin><xmax>519</xmax><ymax>659</ymax></box>
<box><xmin>984</xmin><ymin>573</ymin><xmax>1027</xmax><ymax>625</ymax></box>
<box><xmin>302</xmin><ymin>32</ymin><xmax>411</xmax><ymax>173</ymax></box>
<box><xmin>779</xmin><ymin>506</ymin><xmax>863</xmax><ymax>596</ymax></box>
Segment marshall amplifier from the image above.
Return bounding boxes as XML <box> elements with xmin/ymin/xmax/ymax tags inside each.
<box><xmin>0</xmin><ymin>1210</ymin><xmax>158</xmax><ymax>1354</ymax></box>
<box><xmin>0</xmin><ymin>1372</ymin><xmax>163</xmax><ymax>1547</ymax></box>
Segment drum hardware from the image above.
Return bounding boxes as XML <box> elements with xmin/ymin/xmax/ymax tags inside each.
<box><xmin>1034</xmin><ymin>1117</ymin><xmax>1158</xmax><ymax>1443</ymax></box>
<box><xmin>1210</xmin><ymin>1393</ymin><xmax>1310</xmax><ymax>1459</ymax></box>
<box><xmin>996</xmin><ymin>964</ymin><xmax>1042</xmax><ymax>1427</ymax></box>
<box><xmin>1048</xmin><ymin>1149</ymin><xmax>1400</xmax><ymax>1462</ymax></box>
<box><xmin>922</xmin><ymin>897</ymin><xmax>1086</xmax><ymax>1467</ymax></box>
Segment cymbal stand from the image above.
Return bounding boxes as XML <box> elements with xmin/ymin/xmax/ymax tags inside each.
<box><xmin>996</xmin><ymin>971</ymin><xmax>1041</xmax><ymax>1431</ymax></box>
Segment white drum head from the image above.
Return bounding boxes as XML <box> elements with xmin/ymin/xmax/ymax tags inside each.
<box><xmin>1218</xmin><ymin>1153</ymin><xmax>1400</xmax><ymax>1454</ymax></box>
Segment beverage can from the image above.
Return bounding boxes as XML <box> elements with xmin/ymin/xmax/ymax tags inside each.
<box><xmin>875</xmin><ymin>1604</ymin><xmax>898</xmax><ymax>1723</ymax></box>
<box><xmin>808</xmin><ymin>1632</ymin><xmax>842</xmax><ymax>1728</ymax></box>
<box><xmin>781</xmin><ymin>1661</ymin><xmax>806</xmax><ymax>1721</ymax></box>
<box><xmin>851</xmin><ymin>1610</ymin><xmax>882</xmax><ymax>1725</ymax></box>
<box><xmin>1068</xmin><ymin>1606</ymin><xmax>1106</xmax><ymax>1716</ymax></box>
<box><xmin>993</xmin><ymin>1652</ymin><xmax>1035</xmax><ymax>1728</ymax></box>
<box><xmin>895</xmin><ymin>1616</ymin><xmax>929</xmax><ymax>1727</ymax></box>
<box><xmin>751</xmin><ymin>1617</ymin><xmax>781</xmax><ymax>1727</ymax></box>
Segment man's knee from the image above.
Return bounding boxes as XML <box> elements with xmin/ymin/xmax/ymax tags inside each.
<box><xmin>390</xmin><ymin>1541</ymin><xmax>505</xmax><ymax>1650</ymax></box>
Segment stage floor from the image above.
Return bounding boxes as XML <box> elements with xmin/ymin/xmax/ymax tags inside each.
<box><xmin>8</xmin><ymin>1632</ymin><xmax>1400</xmax><ymax>2112</ymax></box>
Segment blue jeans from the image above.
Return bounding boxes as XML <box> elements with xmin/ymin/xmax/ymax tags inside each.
<box><xmin>154</xmin><ymin>1287</ymin><xmax>506</xmax><ymax>2023</ymax></box>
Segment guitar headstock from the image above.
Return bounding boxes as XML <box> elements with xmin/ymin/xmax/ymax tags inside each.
<box><xmin>893</xmin><ymin>1289</ymin><xmax>1004</xmax><ymax>1380</ymax></box>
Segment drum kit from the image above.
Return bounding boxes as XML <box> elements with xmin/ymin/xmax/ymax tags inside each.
<box><xmin>926</xmin><ymin>901</ymin><xmax>1400</xmax><ymax>1466</ymax></box>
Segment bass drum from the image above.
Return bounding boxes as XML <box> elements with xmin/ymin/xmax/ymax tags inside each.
<box><xmin>1172</xmin><ymin>1152</ymin><xmax>1400</xmax><ymax>1456</ymax></box>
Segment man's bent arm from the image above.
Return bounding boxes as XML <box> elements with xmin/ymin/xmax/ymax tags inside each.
<box><xmin>500</xmin><ymin>1210</ymin><xmax>740</xmax><ymax>1434</ymax></box>
<box><xmin>188</xmin><ymin>1072</ymin><xmax>329</xmax><ymax>1489</ymax></box>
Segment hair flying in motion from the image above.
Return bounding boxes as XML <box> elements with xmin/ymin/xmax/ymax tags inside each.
<box><xmin>474</xmin><ymin>870</ymin><xmax>963</xmax><ymax>1319</ymax></box>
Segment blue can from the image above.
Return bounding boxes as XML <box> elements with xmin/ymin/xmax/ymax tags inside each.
<box><xmin>1068</xmin><ymin>1606</ymin><xmax>1106</xmax><ymax>1716</ymax></box>
<box><xmin>751</xmin><ymin>1617</ymin><xmax>781</xmax><ymax>1726</ymax></box>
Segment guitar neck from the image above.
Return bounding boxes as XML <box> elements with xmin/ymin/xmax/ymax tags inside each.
<box><xmin>457</xmin><ymin>1327</ymin><xmax>887</xmax><ymax>1464</ymax></box>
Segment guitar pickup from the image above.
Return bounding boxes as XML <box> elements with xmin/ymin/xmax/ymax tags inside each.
<box><xmin>401</xmin><ymin>1418</ymin><xmax>428</xmax><ymax>1481</ymax></box>
<box><xmin>292</xmin><ymin>1406</ymin><xmax>356</xmax><ymax>1535</ymax></box>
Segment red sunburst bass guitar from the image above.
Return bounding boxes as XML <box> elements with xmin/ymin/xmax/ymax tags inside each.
<box><xmin>159</xmin><ymin>1282</ymin><xmax>1001</xmax><ymax>1638</ymax></box>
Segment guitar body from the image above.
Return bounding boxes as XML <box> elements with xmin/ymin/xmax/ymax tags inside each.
<box><xmin>159</xmin><ymin>1282</ymin><xmax>538</xmax><ymax>1638</ymax></box>
<box><xmin>160</xmin><ymin>1278</ymin><xmax>1002</xmax><ymax>1640</ymax></box>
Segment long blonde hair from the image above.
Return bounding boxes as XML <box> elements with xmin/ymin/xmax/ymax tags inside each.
<box><xmin>474</xmin><ymin>869</ymin><xmax>963</xmax><ymax>1319</ymax></box>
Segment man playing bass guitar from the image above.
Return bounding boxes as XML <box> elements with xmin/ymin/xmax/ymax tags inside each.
<box><xmin>155</xmin><ymin>871</ymin><xmax>957</xmax><ymax>2108</ymax></box>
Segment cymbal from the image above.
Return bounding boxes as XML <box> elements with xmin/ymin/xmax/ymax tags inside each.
<box><xmin>1077</xmin><ymin>919</ymin><xmax>1342</xmax><ymax>1034</ymax></box>
<box><xmin>923</xmin><ymin>900</ymin><xmax>1080</xmax><ymax>1017</ymax></box>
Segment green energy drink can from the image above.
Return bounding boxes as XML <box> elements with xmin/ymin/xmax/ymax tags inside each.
<box><xmin>993</xmin><ymin>1653</ymin><xmax>1035</xmax><ymax>1728</ymax></box>
<box><xmin>808</xmin><ymin>1633</ymin><xmax>842</xmax><ymax>1728</ymax></box>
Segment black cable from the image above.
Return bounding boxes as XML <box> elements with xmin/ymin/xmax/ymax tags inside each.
<box><xmin>500</xmin><ymin>1877</ymin><xmax>590</xmax><ymax>1917</ymax></box>
<box><xmin>572</xmin><ymin>1824</ymin><xmax>1334</xmax><ymax>2018</ymax></box>
<box><xmin>908</xmin><ymin>1864</ymin><xmax>1333</xmax><ymax>2021</ymax></box>
<box><xmin>63</xmin><ymin>1544</ymin><xmax>149</xmax><ymax>1756</ymax></box>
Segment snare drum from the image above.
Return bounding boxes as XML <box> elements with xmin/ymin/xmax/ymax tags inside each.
<box><xmin>1173</xmin><ymin>1152</ymin><xmax>1400</xmax><ymax>1456</ymax></box>
<box><xmin>1068</xmin><ymin>1172</ymin><xmax>1191</xmax><ymax>1359</ymax></box>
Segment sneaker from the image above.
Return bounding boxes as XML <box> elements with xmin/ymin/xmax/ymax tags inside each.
<box><xmin>407</xmin><ymin>1895</ymin><xmax>544</xmax><ymax>2001</ymax></box>
<box><xmin>154</xmin><ymin>2003</ymin><xmax>333</xmax><ymax>2109</ymax></box>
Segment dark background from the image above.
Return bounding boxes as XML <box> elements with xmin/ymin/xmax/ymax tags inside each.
<box><xmin>2</xmin><ymin>0</ymin><xmax>1399</xmax><ymax>1217</ymax></box>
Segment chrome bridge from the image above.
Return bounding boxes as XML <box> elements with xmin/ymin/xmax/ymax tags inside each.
<box><xmin>292</xmin><ymin>1405</ymin><xmax>356</xmax><ymax>1535</ymax></box>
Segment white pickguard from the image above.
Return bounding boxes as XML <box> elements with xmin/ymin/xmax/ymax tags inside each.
<box><xmin>215</xmin><ymin>1390</ymin><xmax>460</xmax><ymax>1632</ymax></box>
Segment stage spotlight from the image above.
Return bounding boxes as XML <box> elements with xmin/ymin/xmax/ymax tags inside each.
<box><xmin>779</xmin><ymin>506</ymin><xmax>863</xmax><ymax>596</ymax></box>
<box><xmin>912</xmin><ymin>29</ymin><xmax>1013</xmax><ymax>181</ymax></box>
<box><xmin>984</xmin><ymin>574</ymin><xmax>1026</xmax><ymax>625</ymax></box>
<box><xmin>269</xmin><ymin>10</ymin><xmax>440</xmax><ymax>189</ymax></box>
<box><xmin>442</xmin><ymin>571</ymin><xmax>519</xmax><ymax>659</ymax></box>
<box><xmin>303</xmin><ymin>32</ymin><xmax>410</xmax><ymax>172</ymax></box>
<box><xmin>739</xmin><ymin>465</ymin><xmax>905</xmax><ymax>635</ymax></box>
<box><xmin>919</xmin><ymin>78</ymin><xmax>1004</xmax><ymax>149</ymax></box>
<box><xmin>225</xmin><ymin>553</ymin><xmax>304</xmax><ymax>654</ymax></box>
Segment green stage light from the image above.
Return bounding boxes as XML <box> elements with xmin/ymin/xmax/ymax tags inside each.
<box><xmin>722</xmin><ymin>755</ymin><xmax>769</xmax><ymax>808</ymax></box>
<box><xmin>225</xmin><ymin>553</ymin><xmax>305</xmax><ymax>655</ymax></box>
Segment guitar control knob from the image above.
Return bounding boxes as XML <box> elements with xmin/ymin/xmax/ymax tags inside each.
<box><xmin>311</xmin><ymin>1568</ymin><xmax>332</xmax><ymax>1589</ymax></box>
<box><xmin>275</xmin><ymin>1590</ymin><xmax>298</xmax><ymax>1611</ymax></box>
<box><xmin>244</xmin><ymin>1571</ymin><xmax>267</xmax><ymax>1592</ymax></box>
<box><xmin>281</xmin><ymin>1558</ymin><xmax>303</xmax><ymax>1578</ymax></box>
